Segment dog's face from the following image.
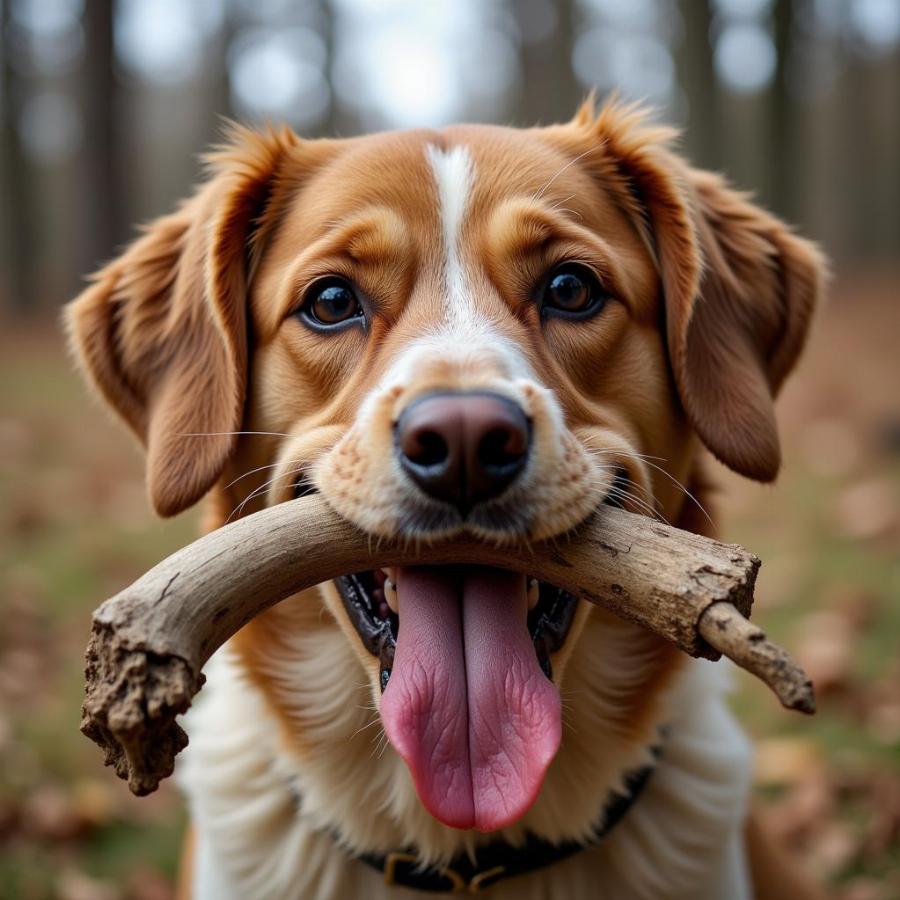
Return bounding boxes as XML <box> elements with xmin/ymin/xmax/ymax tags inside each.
<box><xmin>253</xmin><ymin>125</ymin><xmax>683</xmax><ymax>544</ymax></box>
<box><xmin>68</xmin><ymin>103</ymin><xmax>823</xmax><ymax>839</ymax></box>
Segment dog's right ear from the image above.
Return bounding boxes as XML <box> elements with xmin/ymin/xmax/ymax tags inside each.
<box><xmin>66</xmin><ymin>125</ymin><xmax>299</xmax><ymax>517</ymax></box>
<box><xmin>570</xmin><ymin>99</ymin><xmax>826</xmax><ymax>482</ymax></box>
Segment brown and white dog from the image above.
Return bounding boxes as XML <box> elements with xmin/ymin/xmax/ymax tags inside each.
<box><xmin>68</xmin><ymin>100</ymin><xmax>827</xmax><ymax>899</ymax></box>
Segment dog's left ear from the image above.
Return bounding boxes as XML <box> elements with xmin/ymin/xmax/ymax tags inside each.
<box><xmin>584</xmin><ymin>102</ymin><xmax>827</xmax><ymax>481</ymax></box>
<box><xmin>66</xmin><ymin>125</ymin><xmax>300</xmax><ymax>516</ymax></box>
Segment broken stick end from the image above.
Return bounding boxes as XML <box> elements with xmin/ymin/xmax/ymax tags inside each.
<box><xmin>772</xmin><ymin>677</ymin><xmax>817</xmax><ymax>716</ymax></box>
<box><xmin>81</xmin><ymin>621</ymin><xmax>204</xmax><ymax>795</ymax></box>
<box><xmin>698</xmin><ymin>601</ymin><xmax>817</xmax><ymax>718</ymax></box>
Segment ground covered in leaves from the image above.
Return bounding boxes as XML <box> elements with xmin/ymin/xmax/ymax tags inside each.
<box><xmin>1</xmin><ymin>274</ymin><xmax>898</xmax><ymax>899</ymax></box>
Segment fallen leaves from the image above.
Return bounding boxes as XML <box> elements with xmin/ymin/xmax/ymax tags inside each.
<box><xmin>795</xmin><ymin>611</ymin><xmax>857</xmax><ymax>695</ymax></box>
<box><xmin>833</xmin><ymin>477</ymin><xmax>900</xmax><ymax>542</ymax></box>
<box><xmin>799</xmin><ymin>417</ymin><xmax>865</xmax><ymax>479</ymax></box>
<box><xmin>754</xmin><ymin>742</ymin><xmax>900</xmax><ymax>899</ymax></box>
<box><xmin>3</xmin><ymin>286</ymin><xmax>900</xmax><ymax>895</ymax></box>
<box><xmin>55</xmin><ymin>870</ymin><xmax>120</xmax><ymax>900</ymax></box>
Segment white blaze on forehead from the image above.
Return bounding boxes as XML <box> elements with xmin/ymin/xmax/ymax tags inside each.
<box><xmin>426</xmin><ymin>144</ymin><xmax>477</xmax><ymax>329</ymax></box>
<box><xmin>352</xmin><ymin>144</ymin><xmax>550</xmax><ymax>463</ymax></box>
<box><xmin>400</xmin><ymin>142</ymin><xmax>533</xmax><ymax>387</ymax></box>
<box><xmin>426</xmin><ymin>144</ymin><xmax>473</xmax><ymax>265</ymax></box>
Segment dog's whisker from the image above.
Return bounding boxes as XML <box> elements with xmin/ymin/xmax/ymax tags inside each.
<box><xmin>588</xmin><ymin>482</ymin><xmax>668</xmax><ymax>524</ymax></box>
<box><xmin>552</xmin><ymin>207</ymin><xmax>584</xmax><ymax>221</ymax></box>
<box><xmin>224</xmin><ymin>458</ymin><xmax>303</xmax><ymax>491</ymax></box>
<box><xmin>226</xmin><ymin>483</ymin><xmax>274</xmax><ymax>523</ymax></box>
<box><xmin>587</xmin><ymin>476</ymin><xmax>664</xmax><ymax>516</ymax></box>
<box><xmin>349</xmin><ymin>716</ymin><xmax>383</xmax><ymax>742</ymax></box>
<box><xmin>586</xmin><ymin>475</ymin><xmax>656</xmax><ymax>503</ymax></box>
<box><xmin>545</xmin><ymin>194</ymin><xmax>584</xmax><ymax>221</ymax></box>
<box><xmin>594</xmin><ymin>449</ymin><xmax>667</xmax><ymax>464</ymax></box>
<box><xmin>547</xmin><ymin>192</ymin><xmax>576</xmax><ymax>210</ymax></box>
<box><xmin>373</xmin><ymin>730</ymin><xmax>389</xmax><ymax>760</ymax></box>
<box><xmin>586</xmin><ymin>472</ymin><xmax>657</xmax><ymax>498</ymax></box>
<box><xmin>227</xmin><ymin>466</ymin><xmax>303</xmax><ymax>522</ymax></box>
<box><xmin>532</xmin><ymin>145</ymin><xmax>599</xmax><ymax>201</ymax></box>
<box><xmin>226</xmin><ymin>465</ymin><xmax>305</xmax><ymax>523</ymax></box>
<box><xmin>605</xmin><ymin>488</ymin><xmax>666</xmax><ymax>522</ymax></box>
<box><xmin>177</xmin><ymin>430</ymin><xmax>291</xmax><ymax>439</ymax></box>
<box><xmin>587</xmin><ymin>446</ymin><xmax>713</xmax><ymax>527</ymax></box>
<box><xmin>615</xmin><ymin>452</ymin><xmax>715</xmax><ymax>528</ymax></box>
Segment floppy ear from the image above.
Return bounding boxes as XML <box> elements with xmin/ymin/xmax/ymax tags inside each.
<box><xmin>66</xmin><ymin>126</ymin><xmax>298</xmax><ymax>516</ymax></box>
<box><xmin>670</xmin><ymin>170</ymin><xmax>826</xmax><ymax>480</ymax></box>
<box><xmin>585</xmin><ymin>101</ymin><xmax>827</xmax><ymax>481</ymax></box>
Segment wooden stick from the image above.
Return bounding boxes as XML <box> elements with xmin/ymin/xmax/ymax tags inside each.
<box><xmin>698</xmin><ymin>602</ymin><xmax>815</xmax><ymax>713</ymax></box>
<box><xmin>81</xmin><ymin>495</ymin><xmax>814</xmax><ymax>796</ymax></box>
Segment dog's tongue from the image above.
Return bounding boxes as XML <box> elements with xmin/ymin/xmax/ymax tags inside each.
<box><xmin>380</xmin><ymin>566</ymin><xmax>561</xmax><ymax>832</ymax></box>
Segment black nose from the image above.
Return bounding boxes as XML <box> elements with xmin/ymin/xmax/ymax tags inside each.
<box><xmin>395</xmin><ymin>391</ymin><xmax>530</xmax><ymax>514</ymax></box>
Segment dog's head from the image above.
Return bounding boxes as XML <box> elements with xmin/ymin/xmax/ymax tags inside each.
<box><xmin>68</xmin><ymin>101</ymin><xmax>824</xmax><ymax>839</ymax></box>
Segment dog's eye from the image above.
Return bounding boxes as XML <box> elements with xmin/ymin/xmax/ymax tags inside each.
<box><xmin>541</xmin><ymin>266</ymin><xmax>608</xmax><ymax>319</ymax></box>
<box><xmin>300</xmin><ymin>279</ymin><xmax>363</xmax><ymax>329</ymax></box>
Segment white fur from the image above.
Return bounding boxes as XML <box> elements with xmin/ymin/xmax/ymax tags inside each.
<box><xmin>352</xmin><ymin>145</ymin><xmax>534</xmax><ymax>430</ymax></box>
<box><xmin>422</xmin><ymin>143</ymin><xmax>528</xmax><ymax>368</ymax></box>
<box><xmin>426</xmin><ymin>143</ymin><xmax>474</xmax><ymax>331</ymax></box>
<box><xmin>179</xmin><ymin>609</ymin><xmax>752</xmax><ymax>899</ymax></box>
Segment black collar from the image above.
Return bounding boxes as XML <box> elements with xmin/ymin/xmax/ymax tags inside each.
<box><xmin>354</xmin><ymin>744</ymin><xmax>662</xmax><ymax>894</ymax></box>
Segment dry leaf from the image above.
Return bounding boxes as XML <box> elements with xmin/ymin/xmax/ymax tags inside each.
<box><xmin>808</xmin><ymin>821</ymin><xmax>860</xmax><ymax>876</ymax></box>
<box><xmin>56</xmin><ymin>869</ymin><xmax>120</xmax><ymax>900</ymax></box>
<box><xmin>22</xmin><ymin>784</ymin><xmax>91</xmax><ymax>842</ymax></box>
<box><xmin>833</xmin><ymin>478</ymin><xmax>899</xmax><ymax>541</ymax></box>
<box><xmin>795</xmin><ymin>611</ymin><xmax>857</xmax><ymax>695</ymax></box>
<box><xmin>800</xmin><ymin>418</ymin><xmax>864</xmax><ymax>478</ymax></box>
<box><xmin>125</xmin><ymin>866</ymin><xmax>173</xmax><ymax>900</ymax></box>
<box><xmin>755</xmin><ymin>737</ymin><xmax>825</xmax><ymax>787</ymax></box>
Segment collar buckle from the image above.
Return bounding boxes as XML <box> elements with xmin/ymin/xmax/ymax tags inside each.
<box><xmin>383</xmin><ymin>851</ymin><xmax>506</xmax><ymax>893</ymax></box>
<box><xmin>468</xmin><ymin>865</ymin><xmax>506</xmax><ymax>893</ymax></box>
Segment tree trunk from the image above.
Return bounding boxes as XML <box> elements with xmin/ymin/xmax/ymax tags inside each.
<box><xmin>770</xmin><ymin>0</ymin><xmax>795</xmax><ymax>222</ymax></box>
<box><xmin>1</xmin><ymin>0</ymin><xmax>36</xmax><ymax>312</ymax></box>
<box><xmin>678</xmin><ymin>0</ymin><xmax>719</xmax><ymax>170</ymax></box>
<box><xmin>513</xmin><ymin>0</ymin><xmax>581</xmax><ymax>126</ymax></box>
<box><xmin>78</xmin><ymin>0</ymin><xmax>124</xmax><ymax>275</ymax></box>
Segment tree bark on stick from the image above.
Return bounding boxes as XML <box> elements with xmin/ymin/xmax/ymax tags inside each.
<box><xmin>81</xmin><ymin>494</ymin><xmax>814</xmax><ymax>796</ymax></box>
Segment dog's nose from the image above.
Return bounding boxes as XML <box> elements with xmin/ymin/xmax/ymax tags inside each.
<box><xmin>395</xmin><ymin>392</ymin><xmax>530</xmax><ymax>513</ymax></box>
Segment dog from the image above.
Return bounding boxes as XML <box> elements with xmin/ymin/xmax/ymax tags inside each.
<box><xmin>67</xmin><ymin>99</ymin><xmax>827</xmax><ymax>899</ymax></box>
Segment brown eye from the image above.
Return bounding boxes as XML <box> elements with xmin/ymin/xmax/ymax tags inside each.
<box><xmin>300</xmin><ymin>279</ymin><xmax>363</xmax><ymax>329</ymax></box>
<box><xmin>542</xmin><ymin>266</ymin><xmax>608</xmax><ymax>319</ymax></box>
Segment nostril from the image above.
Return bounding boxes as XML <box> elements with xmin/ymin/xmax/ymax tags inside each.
<box><xmin>406</xmin><ymin>429</ymin><xmax>449</xmax><ymax>468</ymax></box>
<box><xmin>478</xmin><ymin>426</ymin><xmax>527</xmax><ymax>471</ymax></box>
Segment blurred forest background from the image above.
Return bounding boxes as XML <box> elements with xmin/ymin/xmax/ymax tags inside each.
<box><xmin>2</xmin><ymin>0</ymin><xmax>900</xmax><ymax>310</ymax></box>
<box><xmin>1</xmin><ymin>1</ymin><xmax>898</xmax><ymax>898</ymax></box>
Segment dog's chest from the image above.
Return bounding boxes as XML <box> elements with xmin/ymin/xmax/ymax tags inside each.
<box><xmin>178</xmin><ymin>649</ymin><xmax>752</xmax><ymax>900</ymax></box>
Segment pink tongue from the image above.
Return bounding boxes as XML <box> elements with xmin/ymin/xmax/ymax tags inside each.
<box><xmin>380</xmin><ymin>566</ymin><xmax>561</xmax><ymax>832</ymax></box>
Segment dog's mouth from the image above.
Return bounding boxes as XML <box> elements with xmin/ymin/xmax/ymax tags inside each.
<box><xmin>334</xmin><ymin>566</ymin><xmax>576</xmax><ymax>833</ymax></box>
<box><xmin>335</xmin><ymin>570</ymin><xmax>578</xmax><ymax>687</ymax></box>
<box><xmin>331</xmin><ymin>467</ymin><xmax>627</xmax><ymax>688</ymax></box>
<box><xmin>326</xmin><ymin>468</ymin><xmax>630</xmax><ymax>833</ymax></box>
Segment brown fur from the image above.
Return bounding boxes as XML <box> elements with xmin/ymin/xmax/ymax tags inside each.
<box><xmin>68</xmin><ymin>100</ymin><xmax>826</xmax><ymax>898</ymax></box>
